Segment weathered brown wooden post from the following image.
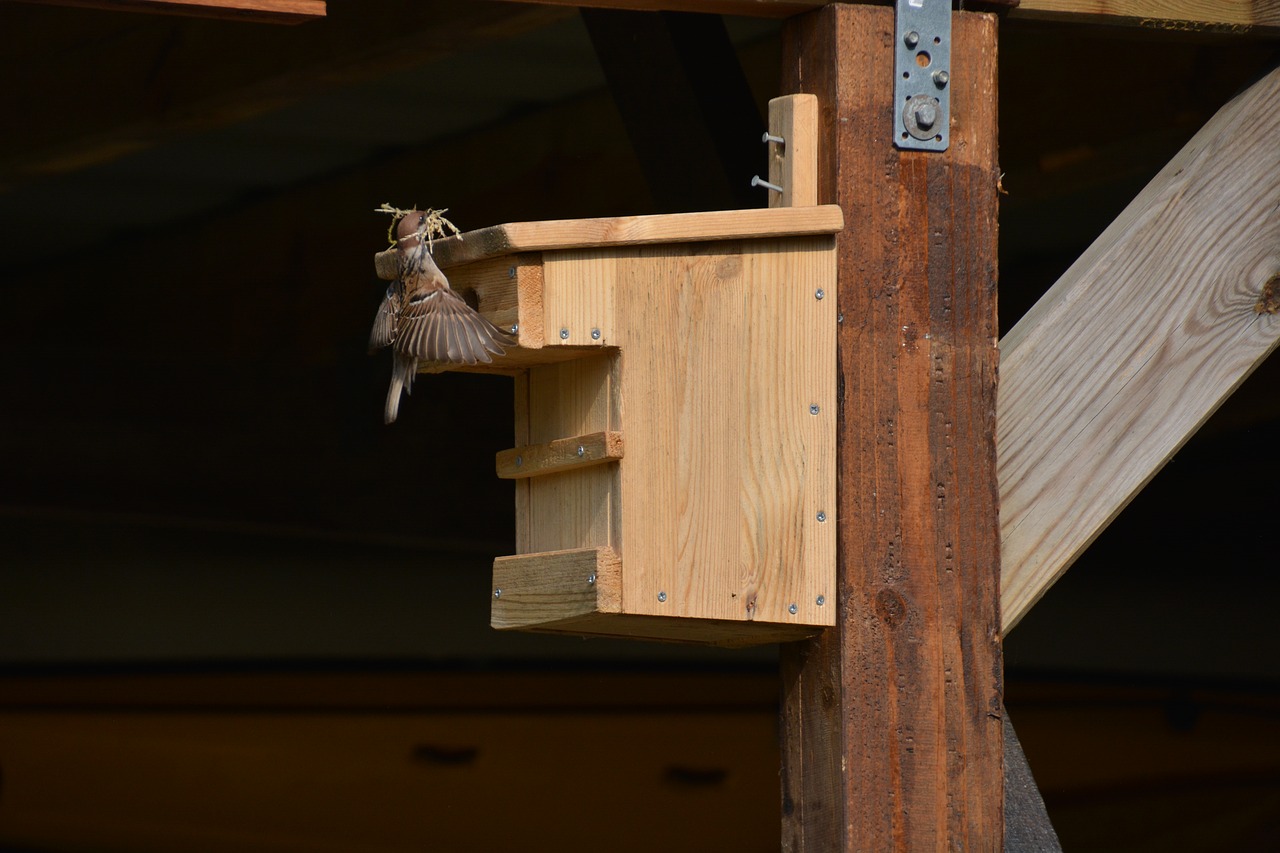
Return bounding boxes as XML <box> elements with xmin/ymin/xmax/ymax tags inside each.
<box><xmin>778</xmin><ymin>5</ymin><xmax>1004</xmax><ymax>850</ymax></box>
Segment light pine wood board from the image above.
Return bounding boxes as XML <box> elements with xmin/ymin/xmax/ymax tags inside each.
<box><xmin>1012</xmin><ymin>0</ymin><xmax>1279</xmax><ymax>33</ymax></box>
<box><xmin>542</xmin><ymin>249</ymin><xmax>617</xmax><ymax>347</ymax></box>
<box><xmin>767</xmin><ymin>94</ymin><xmax>819</xmax><ymax>209</ymax></box>
<box><xmin>614</xmin><ymin>238</ymin><xmax>836</xmax><ymax>626</ymax></box>
<box><xmin>998</xmin><ymin>64</ymin><xmax>1280</xmax><ymax>633</ymax></box>
<box><xmin>524</xmin><ymin>354</ymin><xmax>620</xmax><ymax>555</ymax></box>
<box><xmin>492</xmin><ymin>547</ymin><xmax>621</xmax><ymax>630</ymax></box>
<box><xmin>428</xmin><ymin>205</ymin><xmax>844</xmax><ymax>268</ymax></box>
<box><xmin>495</xmin><ymin>430</ymin><xmax>623</xmax><ymax>479</ymax></box>
<box><xmin>513</xmin><ymin>371</ymin><xmax>531</xmax><ymax>554</ymax></box>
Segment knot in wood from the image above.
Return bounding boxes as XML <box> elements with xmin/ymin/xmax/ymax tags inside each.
<box><xmin>1256</xmin><ymin>273</ymin><xmax>1280</xmax><ymax>315</ymax></box>
<box><xmin>874</xmin><ymin>588</ymin><xmax>907</xmax><ymax>627</ymax></box>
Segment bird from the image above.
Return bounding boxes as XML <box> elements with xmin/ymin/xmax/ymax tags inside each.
<box><xmin>370</xmin><ymin>209</ymin><xmax>515</xmax><ymax>424</ymax></box>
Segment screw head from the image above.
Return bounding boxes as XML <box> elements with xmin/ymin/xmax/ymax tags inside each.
<box><xmin>657</xmin><ymin>591</ymin><xmax>668</xmax><ymax>603</ymax></box>
<box><xmin>576</xmin><ymin>445</ymin><xmax>585</xmax><ymax>457</ymax></box>
<box><xmin>591</xmin><ymin>328</ymin><xmax>601</xmax><ymax>340</ymax></box>
<box><xmin>815</xmin><ymin>288</ymin><xmax>825</xmax><ymax>300</ymax></box>
<box><xmin>816</xmin><ymin>595</ymin><xmax>826</xmax><ymax>606</ymax></box>
<box><xmin>493</xmin><ymin>588</ymin><xmax>502</xmax><ymax>598</ymax></box>
<box><xmin>809</xmin><ymin>404</ymin><xmax>820</xmax><ymax>415</ymax></box>
<box><xmin>817</xmin><ymin>511</ymin><xmax>827</xmax><ymax>523</ymax></box>
<box><xmin>515</xmin><ymin>455</ymin><xmax>523</xmax><ymax>467</ymax></box>
<box><xmin>559</xmin><ymin>328</ymin><xmax>570</xmax><ymax>340</ymax></box>
<box><xmin>587</xmin><ymin>574</ymin><xmax>596</xmax><ymax>585</ymax></box>
<box><xmin>788</xmin><ymin>603</ymin><xmax>799</xmax><ymax>615</ymax></box>
<box><xmin>904</xmin><ymin>30</ymin><xmax>920</xmax><ymax>48</ymax></box>
<box><xmin>933</xmin><ymin>69</ymin><xmax>950</xmax><ymax>88</ymax></box>
<box><xmin>508</xmin><ymin>266</ymin><xmax>517</xmax><ymax>278</ymax></box>
<box><xmin>509</xmin><ymin>324</ymin><xmax>519</xmax><ymax>335</ymax></box>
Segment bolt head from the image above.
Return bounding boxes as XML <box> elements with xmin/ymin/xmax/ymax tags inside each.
<box><xmin>933</xmin><ymin>69</ymin><xmax>950</xmax><ymax>88</ymax></box>
<box><xmin>914</xmin><ymin>102</ymin><xmax>938</xmax><ymax>129</ymax></box>
<box><xmin>904</xmin><ymin>30</ymin><xmax>919</xmax><ymax>48</ymax></box>
<box><xmin>903</xmin><ymin>94</ymin><xmax>944</xmax><ymax>142</ymax></box>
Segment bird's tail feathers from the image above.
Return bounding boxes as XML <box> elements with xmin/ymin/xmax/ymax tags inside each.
<box><xmin>385</xmin><ymin>354</ymin><xmax>417</xmax><ymax>424</ymax></box>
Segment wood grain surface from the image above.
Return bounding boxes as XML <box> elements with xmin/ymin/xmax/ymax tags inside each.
<box><xmin>428</xmin><ymin>205</ymin><xmax>844</xmax><ymax>268</ymax></box>
<box><xmin>998</xmin><ymin>63</ymin><xmax>1280</xmax><ymax>633</ymax></box>
<box><xmin>779</xmin><ymin>6</ymin><xmax>1003</xmax><ymax>851</ymax></box>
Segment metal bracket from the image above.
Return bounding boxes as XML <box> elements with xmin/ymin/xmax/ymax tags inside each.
<box><xmin>894</xmin><ymin>0</ymin><xmax>951</xmax><ymax>152</ymax></box>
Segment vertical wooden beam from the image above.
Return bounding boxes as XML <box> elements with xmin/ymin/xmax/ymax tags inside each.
<box><xmin>779</xmin><ymin>5</ymin><xmax>1003</xmax><ymax>851</ymax></box>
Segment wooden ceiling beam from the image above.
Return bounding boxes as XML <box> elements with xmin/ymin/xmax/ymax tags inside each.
<box><xmin>505</xmin><ymin>0</ymin><xmax>1280</xmax><ymax>36</ymax></box>
<box><xmin>998</xmin><ymin>63</ymin><xmax>1280</xmax><ymax>633</ymax></box>
<box><xmin>9</xmin><ymin>0</ymin><xmax>324</xmax><ymax>24</ymax></box>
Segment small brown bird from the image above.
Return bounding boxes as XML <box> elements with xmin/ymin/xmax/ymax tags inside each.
<box><xmin>370</xmin><ymin>210</ymin><xmax>514</xmax><ymax>423</ymax></box>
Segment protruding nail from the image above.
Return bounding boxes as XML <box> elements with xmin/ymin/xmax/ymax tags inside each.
<box><xmin>751</xmin><ymin>175</ymin><xmax>784</xmax><ymax>193</ymax></box>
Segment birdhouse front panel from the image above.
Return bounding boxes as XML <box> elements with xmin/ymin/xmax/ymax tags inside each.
<box><xmin>379</xmin><ymin>204</ymin><xmax>844</xmax><ymax>646</ymax></box>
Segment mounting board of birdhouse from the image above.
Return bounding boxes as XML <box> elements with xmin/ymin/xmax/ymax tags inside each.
<box><xmin>375</xmin><ymin>95</ymin><xmax>839</xmax><ymax>646</ymax></box>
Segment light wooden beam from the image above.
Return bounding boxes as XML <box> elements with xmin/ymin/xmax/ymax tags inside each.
<box><xmin>998</xmin><ymin>63</ymin><xmax>1280</xmax><ymax>634</ymax></box>
<box><xmin>1013</xmin><ymin>0</ymin><xmax>1279</xmax><ymax>34</ymax></box>
<box><xmin>503</xmin><ymin>0</ymin><xmax>1280</xmax><ymax>36</ymax></box>
<box><xmin>7</xmin><ymin>0</ymin><xmax>325</xmax><ymax>24</ymax></box>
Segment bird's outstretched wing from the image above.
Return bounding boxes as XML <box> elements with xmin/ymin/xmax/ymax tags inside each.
<box><xmin>368</xmin><ymin>283</ymin><xmax>399</xmax><ymax>354</ymax></box>
<box><xmin>393</xmin><ymin>281</ymin><xmax>512</xmax><ymax>365</ymax></box>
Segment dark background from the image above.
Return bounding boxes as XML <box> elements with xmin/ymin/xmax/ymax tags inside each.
<box><xmin>0</xmin><ymin>3</ymin><xmax>1277</xmax><ymax>850</ymax></box>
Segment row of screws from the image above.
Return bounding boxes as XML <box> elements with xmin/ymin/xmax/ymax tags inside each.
<box><xmin>558</xmin><ymin>328</ymin><xmax>603</xmax><ymax>340</ymax></box>
<box><xmin>496</xmin><ymin>587</ymin><xmax>828</xmax><ymax>608</ymax></box>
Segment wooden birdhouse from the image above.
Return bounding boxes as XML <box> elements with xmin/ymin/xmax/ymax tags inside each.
<box><xmin>375</xmin><ymin>96</ymin><xmax>841</xmax><ymax>646</ymax></box>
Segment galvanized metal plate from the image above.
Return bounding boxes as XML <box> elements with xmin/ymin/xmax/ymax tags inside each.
<box><xmin>894</xmin><ymin>0</ymin><xmax>951</xmax><ymax>152</ymax></box>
